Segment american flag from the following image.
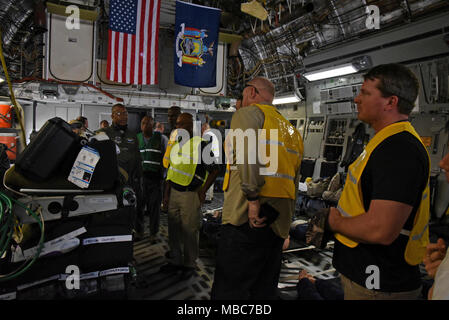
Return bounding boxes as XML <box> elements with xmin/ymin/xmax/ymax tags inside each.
<box><xmin>107</xmin><ymin>0</ymin><xmax>161</xmax><ymax>85</ymax></box>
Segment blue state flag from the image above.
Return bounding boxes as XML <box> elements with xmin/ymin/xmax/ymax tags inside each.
<box><xmin>174</xmin><ymin>1</ymin><xmax>221</xmax><ymax>88</ymax></box>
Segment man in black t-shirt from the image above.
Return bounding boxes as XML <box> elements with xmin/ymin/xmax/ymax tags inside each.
<box><xmin>327</xmin><ymin>64</ymin><xmax>430</xmax><ymax>299</ymax></box>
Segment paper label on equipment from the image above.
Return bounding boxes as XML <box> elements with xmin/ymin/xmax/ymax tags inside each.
<box><xmin>82</xmin><ymin>235</ymin><xmax>132</xmax><ymax>246</ymax></box>
<box><xmin>313</xmin><ymin>101</ymin><xmax>321</xmax><ymax>114</ymax></box>
<box><xmin>88</xmin><ymin>197</ymin><xmax>114</xmax><ymax>204</ymax></box>
<box><xmin>68</xmin><ymin>146</ymin><xmax>100</xmax><ymax>189</ymax></box>
<box><xmin>0</xmin><ymin>292</ymin><xmax>16</xmax><ymax>300</ymax></box>
<box><xmin>80</xmin><ymin>271</ymin><xmax>100</xmax><ymax>280</ymax></box>
<box><xmin>60</xmin><ymin>271</ymin><xmax>99</xmax><ymax>281</ymax></box>
<box><xmin>13</xmin><ymin>227</ymin><xmax>86</xmax><ymax>263</ymax></box>
<box><xmin>99</xmin><ymin>267</ymin><xmax>130</xmax><ymax>277</ymax></box>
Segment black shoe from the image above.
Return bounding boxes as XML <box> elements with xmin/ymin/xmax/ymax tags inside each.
<box><xmin>180</xmin><ymin>267</ymin><xmax>196</xmax><ymax>280</ymax></box>
<box><xmin>159</xmin><ymin>263</ymin><xmax>182</xmax><ymax>273</ymax></box>
<box><xmin>149</xmin><ymin>234</ymin><xmax>158</xmax><ymax>244</ymax></box>
<box><xmin>133</xmin><ymin>231</ymin><xmax>145</xmax><ymax>242</ymax></box>
<box><xmin>134</xmin><ymin>279</ymin><xmax>149</xmax><ymax>289</ymax></box>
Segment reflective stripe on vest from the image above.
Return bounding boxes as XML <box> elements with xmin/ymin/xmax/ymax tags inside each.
<box><xmin>137</xmin><ymin>132</ymin><xmax>163</xmax><ymax>173</ymax></box>
<box><xmin>260</xmin><ymin>171</ymin><xmax>295</xmax><ymax>181</ymax></box>
<box><xmin>170</xmin><ymin>167</ymin><xmax>193</xmax><ymax>178</ymax></box>
<box><xmin>166</xmin><ymin>136</ymin><xmax>207</xmax><ymax>187</ymax></box>
<box><xmin>335</xmin><ymin>121</ymin><xmax>430</xmax><ymax>266</ymax></box>
<box><xmin>163</xmin><ymin>129</ymin><xmax>178</xmax><ymax>169</ymax></box>
<box><xmin>140</xmin><ymin>149</ymin><xmax>162</xmax><ymax>153</ymax></box>
<box><xmin>260</xmin><ymin>139</ymin><xmax>301</xmax><ymax>156</ymax></box>
<box><xmin>143</xmin><ymin>160</ymin><xmax>161</xmax><ymax>165</ymax></box>
<box><xmin>222</xmin><ymin>104</ymin><xmax>303</xmax><ymax>200</ymax></box>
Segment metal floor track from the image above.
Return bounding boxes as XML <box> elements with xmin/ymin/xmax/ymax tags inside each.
<box><xmin>128</xmin><ymin>194</ymin><xmax>223</xmax><ymax>300</ymax></box>
<box><xmin>127</xmin><ymin>196</ymin><xmax>432</xmax><ymax>300</ymax></box>
<box><xmin>127</xmin><ymin>193</ymin><xmax>341</xmax><ymax>300</ymax></box>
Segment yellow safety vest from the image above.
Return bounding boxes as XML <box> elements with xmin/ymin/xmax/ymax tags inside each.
<box><xmin>166</xmin><ymin>136</ymin><xmax>208</xmax><ymax>187</ymax></box>
<box><xmin>335</xmin><ymin>121</ymin><xmax>430</xmax><ymax>266</ymax></box>
<box><xmin>163</xmin><ymin>129</ymin><xmax>178</xmax><ymax>169</ymax></box>
<box><xmin>223</xmin><ymin>104</ymin><xmax>304</xmax><ymax>199</ymax></box>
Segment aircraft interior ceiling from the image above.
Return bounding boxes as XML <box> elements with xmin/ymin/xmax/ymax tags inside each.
<box><xmin>1</xmin><ymin>0</ymin><xmax>449</xmax><ymax>98</ymax></box>
<box><xmin>1</xmin><ymin>0</ymin><xmax>449</xmax><ymax>303</ymax></box>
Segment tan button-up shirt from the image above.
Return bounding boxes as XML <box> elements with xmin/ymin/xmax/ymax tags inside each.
<box><xmin>222</xmin><ymin>105</ymin><xmax>301</xmax><ymax>239</ymax></box>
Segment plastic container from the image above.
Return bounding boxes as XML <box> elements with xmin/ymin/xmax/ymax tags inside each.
<box><xmin>0</xmin><ymin>105</ymin><xmax>12</xmax><ymax>128</ymax></box>
<box><xmin>0</xmin><ymin>133</ymin><xmax>17</xmax><ymax>160</ymax></box>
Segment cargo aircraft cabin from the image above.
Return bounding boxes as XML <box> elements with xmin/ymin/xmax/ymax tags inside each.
<box><xmin>0</xmin><ymin>0</ymin><xmax>448</xmax><ymax>304</ymax></box>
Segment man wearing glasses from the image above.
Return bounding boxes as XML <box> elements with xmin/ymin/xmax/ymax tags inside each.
<box><xmin>211</xmin><ymin>77</ymin><xmax>304</xmax><ymax>299</ymax></box>
<box><xmin>99</xmin><ymin>103</ymin><xmax>143</xmax><ymax>239</ymax></box>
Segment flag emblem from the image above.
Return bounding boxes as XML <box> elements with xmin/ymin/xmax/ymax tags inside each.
<box><xmin>174</xmin><ymin>1</ymin><xmax>221</xmax><ymax>88</ymax></box>
<box><xmin>176</xmin><ymin>24</ymin><xmax>215</xmax><ymax>67</ymax></box>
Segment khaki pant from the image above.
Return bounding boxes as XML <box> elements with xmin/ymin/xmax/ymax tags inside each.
<box><xmin>340</xmin><ymin>274</ymin><xmax>422</xmax><ymax>300</ymax></box>
<box><xmin>167</xmin><ymin>188</ymin><xmax>201</xmax><ymax>268</ymax></box>
<box><xmin>206</xmin><ymin>183</ymin><xmax>214</xmax><ymax>201</ymax></box>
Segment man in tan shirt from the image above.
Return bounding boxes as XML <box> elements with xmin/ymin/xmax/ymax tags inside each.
<box><xmin>211</xmin><ymin>77</ymin><xmax>303</xmax><ymax>300</ymax></box>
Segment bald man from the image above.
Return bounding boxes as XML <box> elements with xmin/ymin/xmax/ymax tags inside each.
<box><xmin>211</xmin><ymin>77</ymin><xmax>304</xmax><ymax>299</ymax></box>
<box><xmin>161</xmin><ymin>113</ymin><xmax>220</xmax><ymax>279</ymax></box>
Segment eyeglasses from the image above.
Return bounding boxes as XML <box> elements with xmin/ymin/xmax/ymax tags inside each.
<box><xmin>113</xmin><ymin>111</ymin><xmax>128</xmax><ymax>116</ymax></box>
<box><xmin>245</xmin><ymin>84</ymin><xmax>260</xmax><ymax>95</ymax></box>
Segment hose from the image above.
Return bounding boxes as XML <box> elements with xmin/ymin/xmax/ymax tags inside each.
<box><xmin>0</xmin><ymin>28</ymin><xmax>28</xmax><ymax>147</ymax></box>
<box><xmin>0</xmin><ymin>191</ymin><xmax>44</xmax><ymax>282</ymax></box>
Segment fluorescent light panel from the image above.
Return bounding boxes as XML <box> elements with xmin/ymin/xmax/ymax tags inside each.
<box><xmin>304</xmin><ymin>63</ymin><xmax>358</xmax><ymax>81</ymax></box>
<box><xmin>273</xmin><ymin>95</ymin><xmax>300</xmax><ymax>105</ymax></box>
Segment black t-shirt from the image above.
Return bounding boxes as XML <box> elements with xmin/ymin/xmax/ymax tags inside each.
<box><xmin>333</xmin><ymin>131</ymin><xmax>429</xmax><ymax>292</ymax></box>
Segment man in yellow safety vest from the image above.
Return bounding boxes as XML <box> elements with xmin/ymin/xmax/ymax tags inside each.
<box><xmin>327</xmin><ymin>64</ymin><xmax>430</xmax><ymax>299</ymax></box>
<box><xmin>160</xmin><ymin>113</ymin><xmax>220</xmax><ymax>280</ymax></box>
<box><xmin>211</xmin><ymin>77</ymin><xmax>304</xmax><ymax>299</ymax></box>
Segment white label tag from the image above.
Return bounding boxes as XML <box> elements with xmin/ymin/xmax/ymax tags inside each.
<box><xmin>80</xmin><ymin>271</ymin><xmax>100</xmax><ymax>280</ymax></box>
<box><xmin>60</xmin><ymin>271</ymin><xmax>99</xmax><ymax>281</ymax></box>
<box><xmin>0</xmin><ymin>292</ymin><xmax>16</xmax><ymax>300</ymax></box>
<box><xmin>82</xmin><ymin>235</ymin><xmax>132</xmax><ymax>246</ymax></box>
<box><xmin>99</xmin><ymin>267</ymin><xmax>130</xmax><ymax>277</ymax></box>
<box><xmin>87</xmin><ymin>197</ymin><xmax>114</xmax><ymax>204</ymax></box>
<box><xmin>13</xmin><ymin>227</ymin><xmax>86</xmax><ymax>263</ymax></box>
<box><xmin>313</xmin><ymin>101</ymin><xmax>321</xmax><ymax>114</ymax></box>
<box><xmin>68</xmin><ymin>146</ymin><xmax>101</xmax><ymax>189</ymax></box>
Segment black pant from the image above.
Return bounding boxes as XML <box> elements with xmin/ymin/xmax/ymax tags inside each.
<box><xmin>141</xmin><ymin>177</ymin><xmax>162</xmax><ymax>236</ymax></box>
<box><xmin>297</xmin><ymin>278</ymin><xmax>344</xmax><ymax>300</ymax></box>
<box><xmin>131</xmin><ymin>179</ymin><xmax>143</xmax><ymax>234</ymax></box>
<box><xmin>211</xmin><ymin>223</ymin><xmax>284</xmax><ymax>300</ymax></box>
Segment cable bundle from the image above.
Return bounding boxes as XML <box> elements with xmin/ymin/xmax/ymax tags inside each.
<box><xmin>0</xmin><ymin>192</ymin><xmax>44</xmax><ymax>282</ymax></box>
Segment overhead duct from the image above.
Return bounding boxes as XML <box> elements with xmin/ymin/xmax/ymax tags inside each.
<box><xmin>0</xmin><ymin>0</ymin><xmax>34</xmax><ymax>48</ymax></box>
<box><xmin>303</xmin><ymin>12</ymin><xmax>449</xmax><ymax>72</ymax></box>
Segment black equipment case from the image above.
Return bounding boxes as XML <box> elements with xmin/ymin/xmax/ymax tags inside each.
<box><xmin>16</xmin><ymin>117</ymin><xmax>82</xmax><ymax>181</ymax></box>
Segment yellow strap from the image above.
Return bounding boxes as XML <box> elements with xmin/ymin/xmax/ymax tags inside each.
<box><xmin>222</xmin><ymin>163</ymin><xmax>230</xmax><ymax>191</ymax></box>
